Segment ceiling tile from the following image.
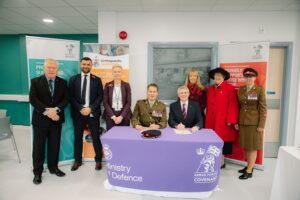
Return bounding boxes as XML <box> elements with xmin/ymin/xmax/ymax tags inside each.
<box><xmin>178</xmin><ymin>0</ymin><xmax>216</xmax><ymax>6</ymax></box>
<box><xmin>248</xmin><ymin>3</ymin><xmax>285</xmax><ymax>10</ymax></box>
<box><xmin>64</xmin><ymin>0</ymin><xmax>107</xmax><ymax>7</ymax></box>
<box><xmin>0</xmin><ymin>30</ymin><xmax>18</xmax><ymax>34</ymax></box>
<box><xmin>214</xmin><ymin>0</ymin><xmax>255</xmax><ymax>3</ymax></box>
<box><xmin>5</xmin><ymin>17</ymin><xmax>38</xmax><ymax>25</ymax></box>
<box><xmin>0</xmin><ymin>17</ymin><xmax>12</xmax><ymax>25</ymax></box>
<box><xmin>0</xmin><ymin>0</ymin><xmax>34</xmax><ymax>8</ymax></box>
<box><xmin>42</xmin><ymin>7</ymin><xmax>82</xmax><ymax>16</ymax></box>
<box><xmin>107</xmin><ymin>4</ymin><xmax>143</xmax><ymax>11</ymax></box>
<box><xmin>56</xmin><ymin>16</ymin><xmax>91</xmax><ymax>24</ymax></box>
<box><xmin>105</xmin><ymin>0</ymin><xmax>141</xmax><ymax>6</ymax></box>
<box><xmin>74</xmin><ymin>6</ymin><xmax>99</xmax><ymax>16</ymax></box>
<box><xmin>68</xmin><ymin>23</ymin><xmax>97</xmax><ymax>29</ymax></box>
<box><xmin>0</xmin><ymin>24</ymin><xmax>28</xmax><ymax>32</ymax></box>
<box><xmin>212</xmin><ymin>4</ymin><xmax>251</xmax><ymax>11</ymax></box>
<box><xmin>0</xmin><ymin>0</ymin><xmax>298</xmax><ymax>34</ymax></box>
<box><xmin>177</xmin><ymin>5</ymin><xmax>214</xmax><ymax>11</ymax></box>
<box><xmin>0</xmin><ymin>8</ymin><xmax>25</xmax><ymax>17</ymax></box>
<box><xmin>9</xmin><ymin>7</ymin><xmax>50</xmax><ymax>17</ymax></box>
<box><xmin>86</xmin><ymin>16</ymin><xmax>98</xmax><ymax>23</ymax></box>
<box><xmin>27</xmin><ymin>0</ymin><xmax>68</xmax><ymax>7</ymax></box>
<box><xmin>282</xmin><ymin>2</ymin><xmax>300</xmax><ymax>10</ymax></box>
<box><xmin>142</xmin><ymin>0</ymin><xmax>179</xmax><ymax>11</ymax></box>
<box><xmin>80</xmin><ymin>29</ymin><xmax>98</xmax><ymax>33</ymax></box>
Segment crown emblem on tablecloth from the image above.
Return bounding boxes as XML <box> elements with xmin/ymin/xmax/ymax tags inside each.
<box><xmin>196</xmin><ymin>148</ymin><xmax>205</xmax><ymax>155</ymax></box>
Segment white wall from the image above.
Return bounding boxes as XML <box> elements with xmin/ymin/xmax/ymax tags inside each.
<box><xmin>98</xmin><ymin>11</ymin><xmax>300</xmax><ymax>146</ymax></box>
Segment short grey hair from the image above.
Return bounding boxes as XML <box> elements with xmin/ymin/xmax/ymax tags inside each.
<box><xmin>177</xmin><ymin>85</ymin><xmax>190</xmax><ymax>95</ymax></box>
<box><xmin>44</xmin><ymin>58</ymin><xmax>58</xmax><ymax>67</ymax></box>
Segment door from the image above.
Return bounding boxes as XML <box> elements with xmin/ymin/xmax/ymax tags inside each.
<box><xmin>264</xmin><ymin>47</ymin><xmax>285</xmax><ymax>158</ymax></box>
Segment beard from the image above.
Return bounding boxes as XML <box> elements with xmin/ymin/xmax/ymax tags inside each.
<box><xmin>81</xmin><ymin>67</ymin><xmax>91</xmax><ymax>73</ymax></box>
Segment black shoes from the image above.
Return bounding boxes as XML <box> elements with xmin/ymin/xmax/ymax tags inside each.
<box><xmin>33</xmin><ymin>168</ymin><xmax>64</xmax><ymax>184</ymax></box>
<box><xmin>33</xmin><ymin>175</ymin><xmax>42</xmax><ymax>185</ymax></box>
<box><xmin>239</xmin><ymin>172</ymin><xmax>253</xmax><ymax>179</ymax></box>
<box><xmin>238</xmin><ymin>167</ymin><xmax>254</xmax><ymax>173</ymax></box>
<box><xmin>238</xmin><ymin>167</ymin><xmax>254</xmax><ymax>180</ymax></box>
<box><xmin>71</xmin><ymin>161</ymin><xmax>101</xmax><ymax>171</ymax></box>
<box><xmin>238</xmin><ymin>167</ymin><xmax>248</xmax><ymax>173</ymax></box>
<box><xmin>221</xmin><ymin>163</ymin><xmax>226</xmax><ymax>169</ymax></box>
<box><xmin>49</xmin><ymin>168</ymin><xmax>66</xmax><ymax>177</ymax></box>
<box><xmin>71</xmin><ymin>161</ymin><xmax>82</xmax><ymax>171</ymax></box>
<box><xmin>95</xmin><ymin>162</ymin><xmax>102</xmax><ymax>170</ymax></box>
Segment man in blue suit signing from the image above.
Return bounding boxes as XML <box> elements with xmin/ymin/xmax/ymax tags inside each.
<box><xmin>69</xmin><ymin>57</ymin><xmax>103</xmax><ymax>171</ymax></box>
<box><xmin>168</xmin><ymin>85</ymin><xmax>203</xmax><ymax>133</ymax></box>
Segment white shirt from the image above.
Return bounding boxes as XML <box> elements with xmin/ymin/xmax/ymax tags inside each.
<box><xmin>180</xmin><ymin>100</ymin><xmax>189</xmax><ymax>112</ymax></box>
<box><xmin>112</xmin><ymin>85</ymin><xmax>123</xmax><ymax>111</ymax></box>
<box><xmin>81</xmin><ymin>72</ymin><xmax>90</xmax><ymax>107</ymax></box>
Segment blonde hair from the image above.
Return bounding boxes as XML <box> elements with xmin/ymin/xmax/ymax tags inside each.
<box><xmin>185</xmin><ymin>68</ymin><xmax>204</xmax><ymax>90</ymax></box>
<box><xmin>177</xmin><ymin>85</ymin><xmax>190</xmax><ymax>95</ymax></box>
<box><xmin>112</xmin><ymin>64</ymin><xmax>123</xmax><ymax>70</ymax></box>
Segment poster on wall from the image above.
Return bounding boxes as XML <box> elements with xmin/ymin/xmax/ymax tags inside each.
<box><xmin>82</xmin><ymin>43</ymin><xmax>130</xmax><ymax>160</ymax></box>
<box><xmin>83</xmin><ymin>43</ymin><xmax>129</xmax><ymax>85</ymax></box>
<box><xmin>219</xmin><ymin>41</ymin><xmax>269</xmax><ymax>168</ymax></box>
<box><xmin>26</xmin><ymin>36</ymin><xmax>80</xmax><ymax>164</ymax></box>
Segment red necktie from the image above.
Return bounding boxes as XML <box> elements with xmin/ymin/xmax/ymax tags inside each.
<box><xmin>182</xmin><ymin>103</ymin><xmax>187</xmax><ymax>120</ymax></box>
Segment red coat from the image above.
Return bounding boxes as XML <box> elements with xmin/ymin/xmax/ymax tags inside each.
<box><xmin>205</xmin><ymin>81</ymin><xmax>239</xmax><ymax>142</ymax></box>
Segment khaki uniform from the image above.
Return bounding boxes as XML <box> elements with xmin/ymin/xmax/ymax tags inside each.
<box><xmin>238</xmin><ymin>85</ymin><xmax>267</xmax><ymax>150</ymax></box>
<box><xmin>131</xmin><ymin>99</ymin><xmax>167</xmax><ymax>128</ymax></box>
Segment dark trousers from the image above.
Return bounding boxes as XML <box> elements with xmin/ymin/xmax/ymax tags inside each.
<box><xmin>106</xmin><ymin>117</ymin><xmax>130</xmax><ymax>131</ymax></box>
<box><xmin>32</xmin><ymin>122</ymin><xmax>62</xmax><ymax>175</ymax></box>
<box><xmin>73</xmin><ymin>116</ymin><xmax>102</xmax><ymax>162</ymax></box>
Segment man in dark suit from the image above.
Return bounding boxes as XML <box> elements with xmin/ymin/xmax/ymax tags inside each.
<box><xmin>168</xmin><ymin>85</ymin><xmax>203</xmax><ymax>133</ymax></box>
<box><xmin>29</xmin><ymin>58</ymin><xmax>69</xmax><ymax>185</ymax></box>
<box><xmin>69</xmin><ymin>57</ymin><xmax>103</xmax><ymax>171</ymax></box>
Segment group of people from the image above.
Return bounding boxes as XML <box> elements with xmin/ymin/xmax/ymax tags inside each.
<box><xmin>29</xmin><ymin>56</ymin><xmax>266</xmax><ymax>185</ymax></box>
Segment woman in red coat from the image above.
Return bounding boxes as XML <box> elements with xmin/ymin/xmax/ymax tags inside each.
<box><xmin>185</xmin><ymin>68</ymin><xmax>207</xmax><ymax>125</ymax></box>
<box><xmin>205</xmin><ymin>68</ymin><xmax>239</xmax><ymax>168</ymax></box>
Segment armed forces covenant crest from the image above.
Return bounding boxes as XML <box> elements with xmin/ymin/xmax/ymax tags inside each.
<box><xmin>103</xmin><ymin>144</ymin><xmax>112</xmax><ymax>160</ymax></box>
<box><xmin>194</xmin><ymin>145</ymin><xmax>221</xmax><ymax>183</ymax></box>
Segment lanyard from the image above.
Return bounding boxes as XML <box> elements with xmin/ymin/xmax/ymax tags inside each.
<box><xmin>113</xmin><ymin>86</ymin><xmax>121</xmax><ymax>110</ymax></box>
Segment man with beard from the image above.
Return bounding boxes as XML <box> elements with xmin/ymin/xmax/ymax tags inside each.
<box><xmin>69</xmin><ymin>57</ymin><xmax>103</xmax><ymax>171</ymax></box>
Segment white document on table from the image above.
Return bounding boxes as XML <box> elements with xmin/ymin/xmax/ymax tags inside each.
<box><xmin>174</xmin><ymin>129</ymin><xmax>192</xmax><ymax>135</ymax></box>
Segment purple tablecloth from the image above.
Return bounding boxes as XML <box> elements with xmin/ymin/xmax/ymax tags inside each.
<box><xmin>101</xmin><ymin>127</ymin><xmax>224</xmax><ymax>192</ymax></box>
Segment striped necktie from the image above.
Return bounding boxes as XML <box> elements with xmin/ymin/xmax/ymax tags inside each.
<box><xmin>182</xmin><ymin>103</ymin><xmax>187</xmax><ymax>120</ymax></box>
<box><xmin>49</xmin><ymin>79</ymin><xmax>54</xmax><ymax>96</ymax></box>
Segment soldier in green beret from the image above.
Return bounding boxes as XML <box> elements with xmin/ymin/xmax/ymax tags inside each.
<box><xmin>131</xmin><ymin>83</ymin><xmax>167</xmax><ymax>131</ymax></box>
